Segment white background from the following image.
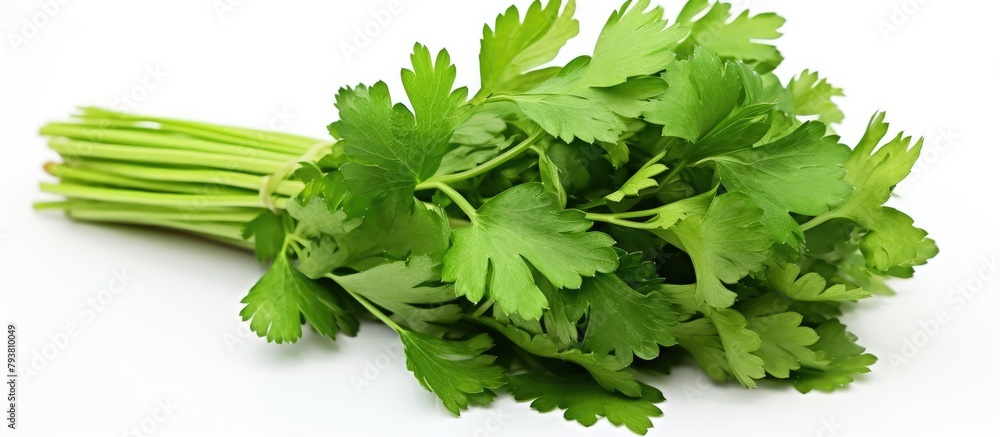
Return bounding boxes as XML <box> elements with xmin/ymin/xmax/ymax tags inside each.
<box><xmin>1</xmin><ymin>0</ymin><xmax>998</xmax><ymax>436</ymax></box>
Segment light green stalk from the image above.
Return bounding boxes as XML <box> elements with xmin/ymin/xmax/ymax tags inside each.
<box><xmin>36</xmin><ymin>108</ymin><xmax>325</xmax><ymax>247</ymax></box>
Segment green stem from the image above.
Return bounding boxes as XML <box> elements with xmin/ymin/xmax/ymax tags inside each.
<box><xmin>584</xmin><ymin>212</ymin><xmax>650</xmax><ymax>229</ymax></box>
<box><xmin>39</xmin><ymin>203</ymin><xmax>259</xmax><ymax>223</ymax></box>
<box><xmin>610</xmin><ymin>211</ymin><xmax>655</xmax><ymax>220</ymax></box>
<box><xmin>49</xmin><ymin>139</ymin><xmax>284</xmax><ymax>174</ymax></box>
<box><xmin>659</xmin><ymin>155</ymin><xmax>689</xmax><ymax>186</ymax></box>
<box><xmin>575</xmin><ymin>198</ymin><xmax>610</xmax><ymax>211</ymax></box>
<box><xmin>76</xmin><ymin>107</ymin><xmax>320</xmax><ymax>153</ymax></box>
<box><xmin>470</xmin><ymin>90</ymin><xmax>490</xmax><ymax>106</ymax></box>
<box><xmin>64</xmin><ymin>210</ymin><xmax>249</xmax><ymax>244</ymax></box>
<box><xmin>800</xmin><ymin>211</ymin><xmax>844</xmax><ymax>232</ymax></box>
<box><xmin>67</xmin><ymin>161</ymin><xmax>304</xmax><ymax>197</ymax></box>
<box><xmin>40</xmin><ymin>182</ymin><xmax>282</xmax><ymax>209</ymax></box>
<box><xmin>639</xmin><ymin>150</ymin><xmax>667</xmax><ymax>172</ymax></box>
<box><xmin>598</xmin><ymin>208</ymin><xmax>658</xmax><ymax>220</ymax></box>
<box><xmin>287</xmin><ymin>233</ymin><xmax>311</xmax><ymax>247</ymax></box>
<box><xmin>341</xmin><ymin>288</ymin><xmax>404</xmax><ymax>332</ymax></box>
<box><xmin>448</xmin><ymin>217</ymin><xmax>472</xmax><ymax>228</ymax></box>
<box><xmin>40</xmin><ymin>123</ymin><xmax>298</xmax><ymax>161</ymax></box>
<box><xmin>46</xmin><ymin>163</ymin><xmax>252</xmax><ymax>196</ymax></box>
<box><xmin>470</xmin><ymin>299</ymin><xmax>494</xmax><ymax>318</ymax></box>
<box><xmin>430</xmin><ymin>182</ymin><xmax>478</xmax><ymax>219</ymax></box>
<box><xmin>419</xmin><ymin>130</ymin><xmax>544</xmax><ymax>186</ymax></box>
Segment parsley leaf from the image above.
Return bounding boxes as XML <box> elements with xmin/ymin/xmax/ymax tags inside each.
<box><xmin>334</xmin><ymin>44</ymin><xmax>471</xmax><ymax>204</ymax></box>
<box><xmin>674</xmin><ymin>318</ymin><xmax>732</xmax><ymax>382</ymax></box>
<box><xmin>644</xmin><ymin>186</ymin><xmax>715</xmax><ymax>230</ymax></box>
<box><xmin>538</xmin><ymin>145</ymin><xmax>569</xmax><ymax>208</ymax></box>
<box><xmin>792</xmin><ymin>320</ymin><xmax>877</xmax><ymax>393</ymax></box>
<box><xmin>582</xmin><ymin>0</ymin><xmax>686</xmax><ymax>87</ymax></box>
<box><xmin>509</xmin><ymin>372</ymin><xmax>665</xmax><ymax>435</ymax></box>
<box><xmin>644</xmin><ymin>48</ymin><xmax>743</xmax><ymax>143</ymax></box>
<box><xmin>400</xmin><ymin>331</ymin><xmax>507</xmax><ymax>415</ymax></box>
<box><xmin>483</xmin><ymin>319</ymin><xmax>643</xmax><ymax>396</ymax></box>
<box><xmin>657</xmin><ymin>308</ymin><xmax>766</xmax><ymax>387</ymax></box>
<box><xmin>814</xmin><ymin>113</ymin><xmax>938</xmax><ymax>275</ymax></box>
<box><xmin>439</xmin><ymin>113</ymin><xmax>510</xmax><ymax>175</ymax></box>
<box><xmin>765</xmin><ymin>262</ymin><xmax>872</xmax><ymax>302</ymax></box>
<box><xmin>479</xmin><ymin>0</ymin><xmax>579</xmax><ymax>97</ymax></box>
<box><xmin>239</xmin><ymin>254</ymin><xmax>357</xmax><ymax>343</ymax></box>
<box><xmin>297</xmin><ymin>199</ymin><xmax>450</xmax><ymax>277</ymax></box>
<box><xmin>443</xmin><ymin>183</ymin><xmax>618</xmax><ymax>319</ymax></box>
<box><xmin>504</xmin><ymin>0</ymin><xmax>687</xmax><ymax>143</ymax></box>
<box><xmin>746</xmin><ymin>312</ymin><xmax>824</xmax><ymax>378</ymax></box>
<box><xmin>242</xmin><ymin>210</ymin><xmax>289</xmax><ymax>262</ymax></box>
<box><xmin>710</xmin><ymin>121</ymin><xmax>854</xmax><ymax>246</ymax></box>
<box><xmin>668</xmin><ymin>193</ymin><xmax>773</xmax><ymax>308</ymax></box>
<box><xmin>706</xmin><ymin>308</ymin><xmax>766</xmax><ymax>387</ymax></box>
<box><xmin>786</xmin><ymin>70</ymin><xmax>845</xmax><ymax>124</ymax></box>
<box><xmin>568</xmin><ymin>273</ymin><xmax>680</xmax><ymax>364</ymax></box>
<box><xmin>605</xmin><ymin>163</ymin><xmax>667</xmax><ymax>202</ymax></box>
<box><xmin>331</xmin><ymin>256</ymin><xmax>461</xmax><ymax>334</ymax></box>
<box><xmin>676</xmin><ymin>0</ymin><xmax>785</xmax><ymax>72</ymax></box>
<box><xmin>537</xmin><ymin>274</ymin><xmax>580</xmax><ymax>347</ymax></box>
<box><xmin>643</xmin><ymin>48</ymin><xmax>773</xmax><ymax>158</ymax></box>
<box><xmin>285</xmin><ymin>171</ymin><xmax>361</xmax><ymax>238</ymax></box>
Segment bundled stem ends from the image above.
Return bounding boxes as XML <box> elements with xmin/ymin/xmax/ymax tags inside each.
<box><xmin>36</xmin><ymin>107</ymin><xmax>331</xmax><ymax>247</ymax></box>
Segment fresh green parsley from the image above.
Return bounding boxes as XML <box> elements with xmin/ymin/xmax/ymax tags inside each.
<box><xmin>36</xmin><ymin>0</ymin><xmax>937</xmax><ymax>433</ymax></box>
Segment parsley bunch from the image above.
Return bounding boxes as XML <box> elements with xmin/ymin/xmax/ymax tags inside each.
<box><xmin>37</xmin><ymin>0</ymin><xmax>936</xmax><ymax>433</ymax></box>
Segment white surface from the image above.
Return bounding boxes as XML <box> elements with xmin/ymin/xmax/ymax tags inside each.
<box><xmin>1</xmin><ymin>0</ymin><xmax>998</xmax><ymax>436</ymax></box>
